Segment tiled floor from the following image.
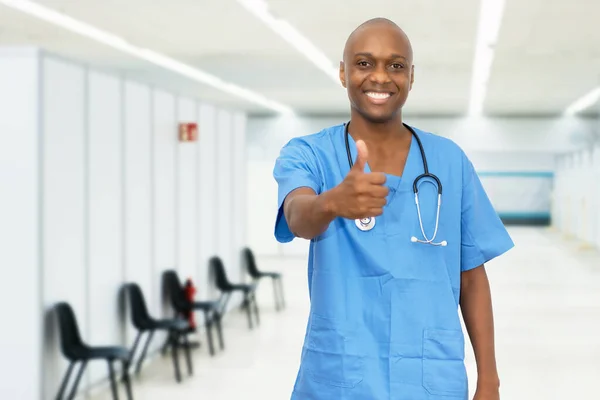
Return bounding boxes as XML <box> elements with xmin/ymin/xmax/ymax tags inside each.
<box><xmin>92</xmin><ymin>227</ymin><xmax>600</xmax><ymax>399</ymax></box>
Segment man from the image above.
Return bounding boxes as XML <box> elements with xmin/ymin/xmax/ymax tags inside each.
<box><xmin>272</xmin><ymin>17</ymin><xmax>514</xmax><ymax>400</ymax></box>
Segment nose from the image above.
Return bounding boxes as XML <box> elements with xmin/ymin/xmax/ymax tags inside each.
<box><xmin>369</xmin><ymin>64</ymin><xmax>390</xmax><ymax>84</ymax></box>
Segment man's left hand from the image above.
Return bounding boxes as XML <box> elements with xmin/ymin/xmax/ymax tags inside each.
<box><xmin>473</xmin><ymin>385</ymin><xmax>500</xmax><ymax>400</ymax></box>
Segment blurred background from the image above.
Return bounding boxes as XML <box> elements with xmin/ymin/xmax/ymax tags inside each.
<box><xmin>1</xmin><ymin>0</ymin><xmax>599</xmax><ymax>399</ymax></box>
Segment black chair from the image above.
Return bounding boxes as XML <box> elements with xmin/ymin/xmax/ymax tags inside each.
<box><xmin>210</xmin><ymin>256</ymin><xmax>260</xmax><ymax>330</ymax></box>
<box><xmin>243</xmin><ymin>247</ymin><xmax>286</xmax><ymax>311</ymax></box>
<box><xmin>162</xmin><ymin>270</ymin><xmax>224</xmax><ymax>356</ymax></box>
<box><xmin>54</xmin><ymin>302</ymin><xmax>133</xmax><ymax>400</ymax></box>
<box><xmin>125</xmin><ymin>283</ymin><xmax>192</xmax><ymax>382</ymax></box>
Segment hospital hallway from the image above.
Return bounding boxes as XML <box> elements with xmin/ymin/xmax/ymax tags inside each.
<box><xmin>87</xmin><ymin>226</ymin><xmax>600</xmax><ymax>400</ymax></box>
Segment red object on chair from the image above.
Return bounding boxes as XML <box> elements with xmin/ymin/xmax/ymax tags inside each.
<box><xmin>183</xmin><ymin>278</ymin><xmax>197</xmax><ymax>329</ymax></box>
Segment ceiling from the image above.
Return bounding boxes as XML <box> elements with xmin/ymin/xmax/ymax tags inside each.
<box><xmin>0</xmin><ymin>0</ymin><xmax>599</xmax><ymax>117</ymax></box>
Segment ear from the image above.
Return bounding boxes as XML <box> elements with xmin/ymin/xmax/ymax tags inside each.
<box><xmin>339</xmin><ymin>61</ymin><xmax>346</xmax><ymax>88</ymax></box>
<box><xmin>409</xmin><ymin>65</ymin><xmax>415</xmax><ymax>90</ymax></box>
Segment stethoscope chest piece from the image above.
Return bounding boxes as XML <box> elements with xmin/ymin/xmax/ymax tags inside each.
<box><xmin>355</xmin><ymin>217</ymin><xmax>375</xmax><ymax>231</ymax></box>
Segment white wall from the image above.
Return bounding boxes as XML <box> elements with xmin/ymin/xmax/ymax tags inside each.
<box><xmin>41</xmin><ymin>56</ymin><xmax>88</xmax><ymax>394</ymax></box>
<box><xmin>553</xmin><ymin>142</ymin><xmax>600</xmax><ymax>248</ymax></box>
<box><xmin>123</xmin><ymin>80</ymin><xmax>153</xmax><ymax>348</ymax></box>
<box><xmin>246</xmin><ymin>114</ymin><xmax>598</xmax><ymax>257</ymax></box>
<box><xmin>197</xmin><ymin>104</ymin><xmax>219</xmax><ymax>300</ymax></box>
<box><xmin>0</xmin><ymin>47</ymin><xmax>42</xmax><ymax>400</ymax></box>
<box><xmin>0</xmin><ymin>48</ymin><xmax>247</xmax><ymax>400</ymax></box>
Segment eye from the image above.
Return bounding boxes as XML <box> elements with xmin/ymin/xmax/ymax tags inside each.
<box><xmin>357</xmin><ymin>60</ymin><xmax>371</xmax><ymax>67</ymax></box>
<box><xmin>390</xmin><ymin>63</ymin><xmax>405</xmax><ymax>69</ymax></box>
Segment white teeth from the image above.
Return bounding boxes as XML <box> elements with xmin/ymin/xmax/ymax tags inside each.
<box><xmin>366</xmin><ymin>92</ymin><xmax>391</xmax><ymax>99</ymax></box>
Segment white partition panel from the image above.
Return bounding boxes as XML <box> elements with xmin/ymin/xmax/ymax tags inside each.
<box><xmin>152</xmin><ymin>89</ymin><xmax>176</xmax><ymax>317</ymax></box>
<box><xmin>573</xmin><ymin>151</ymin><xmax>584</xmax><ymax>240</ymax></box>
<box><xmin>41</xmin><ymin>56</ymin><xmax>88</xmax><ymax>397</ymax></box>
<box><xmin>217</xmin><ymin>110</ymin><xmax>235</xmax><ymax>286</ymax></box>
<box><xmin>232</xmin><ymin>112</ymin><xmax>247</xmax><ymax>281</ymax></box>
<box><xmin>177</xmin><ymin>97</ymin><xmax>198</xmax><ymax>281</ymax></box>
<box><xmin>86</xmin><ymin>70</ymin><xmax>123</xmax><ymax>383</ymax></box>
<box><xmin>579</xmin><ymin>150</ymin><xmax>595</xmax><ymax>244</ymax></box>
<box><xmin>594</xmin><ymin>146</ymin><xmax>600</xmax><ymax>248</ymax></box>
<box><xmin>197</xmin><ymin>104</ymin><xmax>218</xmax><ymax>299</ymax></box>
<box><xmin>0</xmin><ymin>49</ymin><xmax>41</xmax><ymax>400</ymax></box>
<box><xmin>123</xmin><ymin>80</ymin><xmax>153</xmax><ymax>346</ymax></box>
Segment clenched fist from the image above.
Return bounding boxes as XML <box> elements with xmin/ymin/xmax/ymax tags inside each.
<box><xmin>328</xmin><ymin>140</ymin><xmax>389</xmax><ymax>220</ymax></box>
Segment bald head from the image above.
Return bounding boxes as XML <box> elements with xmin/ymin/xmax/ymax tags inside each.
<box><xmin>343</xmin><ymin>18</ymin><xmax>413</xmax><ymax>63</ymax></box>
<box><xmin>339</xmin><ymin>17</ymin><xmax>415</xmax><ymax>124</ymax></box>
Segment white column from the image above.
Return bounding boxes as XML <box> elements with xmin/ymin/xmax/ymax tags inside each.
<box><xmin>0</xmin><ymin>47</ymin><xmax>42</xmax><ymax>400</ymax></box>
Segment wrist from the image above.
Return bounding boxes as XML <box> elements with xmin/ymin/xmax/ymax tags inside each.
<box><xmin>317</xmin><ymin>188</ymin><xmax>339</xmax><ymax>219</ymax></box>
<box><xmin>477</xmin><ymin>375</ymin><xmax>500</xmax><ymax>389</ymax></box>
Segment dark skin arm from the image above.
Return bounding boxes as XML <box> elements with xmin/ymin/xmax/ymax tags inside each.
<box><xmin>283</xmin><ymin>187</ymin><xmax>337</xmax><ymax>240</ymax></box>
<box><xmin>283</xmin><ymin>140</ymin><xmax>388</xmax><ymax>240</ymax></box>
<box><xmin>460</xmin><ymin>265</ymin><xmax>500</xmax><ymax>399</ymax></box>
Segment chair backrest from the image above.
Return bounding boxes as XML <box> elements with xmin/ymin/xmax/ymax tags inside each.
<box><xmin>54</xmin><ymin>302</ymin><xmax>85</xmax><ymax>360</ymax></box>
<box><xmin>126</xmin><ymin>283</ymin><xmax>152</xmax><ymax>329</ymax></box>
<box><xmin>163</xmin><ymin>270</ymin><xmax>190</xmax><ymax>311</ymax></box>
<box><xmin>243</xmin><ymin>247</ymin><xmax>260</xmax><ymax>279</ymax></box>
<box><xmin>210</xmin><ymin>256</ymin><xmax>232</xmax><ymax>291</ymax></box>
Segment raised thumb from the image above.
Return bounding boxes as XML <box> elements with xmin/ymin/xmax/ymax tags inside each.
<box><xmin>353</xmin><ymin>140</ymin><xmax>368</xmax><ymax>171</ymax></box>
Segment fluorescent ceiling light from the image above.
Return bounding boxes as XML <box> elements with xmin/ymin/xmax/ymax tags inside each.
<box><xmin>468</xmin><ymin>0</ymin><xmax>506</xmax><ymax>115</ymax></box>
<box><xmin>236</xmin><ymin>0</ymin><xmax>340</xmax><ymax>84</ymax></box>
<box><xmin>0</xmin><ymin>0</ymin><xmax>294</xmax><ymax>114</ymax></box>
<box><xmin>564</xmin><ymin>87</ymin><xmax>600</xmax><ymax>115</ymax></box>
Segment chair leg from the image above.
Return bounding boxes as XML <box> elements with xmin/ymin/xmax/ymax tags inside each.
<box><xmin>128</xmin><ymin>332</ymin><xmax>142</xmax><ymax>367</ymax></box>
<box><xmin>65</xmin><ymin>361</ymin><xmax>87</xmax><ymax>400</ymax></box>
<box><xmin>121</xmin><ymin>360</ymin><xmax>134</xmax><ymax>400</ymax></box>
<box><xmin>215</xmin><ymin>312</ymin><xmax>225</xmax><ymax>350</ymax></box>
<box><xmin>182</xmin><ymin>332</ymin><xmax>193</xmax><ymax>376</ymax></box>
<box><xmin>204</xmin><ymin>310</ymin><xmax>215</xmax><ymax>356</ymax></box>
<box><xmin>169</xmin><ymin>331</ymin><xmax>182</xmax><ymax>382</ymax></box>
<box><xmin>252</xmin><ymin>292</ymin><xmax>260</xmax><ymax>326</ymax></box>
<box><xmin>56</xmin><ymin>362</ymin><xmax>75</xmax><ymax>400</ymax></box>
<box><xmin>107</xmin><ymin>360</ymin><xmax>120</xmax><ymax>400</ymax></box>
<box><xmin>244</xmin><ymin>295</ymin><xmax>253</xmax><ymax>330</ymax></box>
<box><xmin>135</xmin><ymin>330</ymin><xmax>154</xmax><ymax>375</ymax></box>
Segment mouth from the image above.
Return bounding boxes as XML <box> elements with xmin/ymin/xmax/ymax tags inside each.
<box><xmin>364</xmin><ymin>91</ymin><xmax>394</xmax><ymax>104</ymax></box>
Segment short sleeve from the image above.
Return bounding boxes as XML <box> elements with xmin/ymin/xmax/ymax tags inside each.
<box><xmin>460</xmin><ymin>153</ymin><xmax>514</xmax><ymax>271</ymax></box>
<box><xmin>272</xmin><ymin>139</ymin><xmax>322</xmax><ymax>243</ymax></box>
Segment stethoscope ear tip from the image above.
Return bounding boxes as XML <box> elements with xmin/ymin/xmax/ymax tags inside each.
<box><xmin>410</xmin><ymin>236</ymin><xmax>417</xmax><ymax>242</ymax></box>
<box><xmin>441</xmin><ymin>241</ymin><xmax>447</xmax><ymax>246</ymax></box>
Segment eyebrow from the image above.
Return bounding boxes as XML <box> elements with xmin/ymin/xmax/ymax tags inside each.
<box><xmin>354</xmin><ymin>52</ymin><xmax>408</xmax><ymax>61</ymax></box>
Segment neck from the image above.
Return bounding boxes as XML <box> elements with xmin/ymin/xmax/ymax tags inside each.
<box><xmin>348</xmin><ymin>111</ymin><xmax>408</xmax><ymax>145</ymax></box>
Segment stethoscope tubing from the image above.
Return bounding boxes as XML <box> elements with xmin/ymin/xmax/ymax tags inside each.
<box><xmin>343</xmin><ymin>121</ymin><xmax>445</xmax><ymax>245</ymax></box>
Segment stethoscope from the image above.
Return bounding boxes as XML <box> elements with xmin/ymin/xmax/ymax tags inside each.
<box><xmin>344</xmin><ymin>122</ymin><xmax>447</xmax><ymax>246</ymax></box>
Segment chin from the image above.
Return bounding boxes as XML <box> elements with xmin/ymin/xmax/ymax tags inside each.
<box><xmin>358</xmin><ymin>106</ymin><xmax>398</xmax><ymax>124</ymax></box>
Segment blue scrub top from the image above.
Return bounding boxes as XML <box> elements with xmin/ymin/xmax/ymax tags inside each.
<box><xmin>273</xmin><ymin>123</ymin><xmax>514</xmax><ymax>400</ymax></box>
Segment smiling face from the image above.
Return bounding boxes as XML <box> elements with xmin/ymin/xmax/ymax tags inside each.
<box><xmin>340</xmin><ymin>20</ymin><xmax>414</xmax><ymax>124</ymax></box>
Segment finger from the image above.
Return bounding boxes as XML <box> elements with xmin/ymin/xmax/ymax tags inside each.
<box><xmin>367</xmin><ymin>185</ymin><xmax>389</xmax><ymax>198</ymax></box>
<box><xmin>353</xmin><ymin>140</ymin><xmax>368</xmax><ymax>171</ymax></box>
<box><xmin>357</xmin><ymin>196</ymin><xmax>387</xmax><ymax>209</ymax></box>
<box><xmin>365</xmin><ymin>172</ymin><xmax>387</xmax><ymax>185</ymax></box>
<box><xmin>369</xmin><ymin>197</ymin><xmax>387</xmax><ymax>208</ymax></box>
<box><xmin>367</xmin><ymin>208</ymin><xmax>384</xmax><ymax>217</ymax></box>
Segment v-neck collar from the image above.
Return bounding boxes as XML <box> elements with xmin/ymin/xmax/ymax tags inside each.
<box><xmin>340</xmin><ymin>122</ymin><xmax>422</xmax><ymax>192</ymax></box>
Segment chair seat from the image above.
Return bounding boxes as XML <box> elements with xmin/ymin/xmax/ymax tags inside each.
<box><xmin>256</xmin><ymin>272</ymin><xmax>281</xmax><ymax>279</ymax></box>
<box><xmin>152</xmin><ymin>318</ymin><xmax>190</xmax><ymax>331</ymax></box>
<box><xmin>192</xmin><ymin>300</ymin><xmax>218</xmax><ymax>310</ymax></box>
<box><xmin>72</xmin><ymin>345</ymin><xmax>130</xmax><ymax>361</ymax></box>
<box><xmin>229</xmin><ymin>283</ymin><xmax>256</xmax><ymax>292</ymax></box>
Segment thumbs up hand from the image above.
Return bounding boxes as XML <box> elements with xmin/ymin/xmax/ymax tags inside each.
<box><xmin>327</xmin><ymin>140</ymin><xmax>389</xmax><ymax>220</ymax></box>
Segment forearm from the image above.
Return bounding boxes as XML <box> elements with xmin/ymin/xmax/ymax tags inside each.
<box><xmin>284</xmin><ymin>188</ymin><xmax>337</xmax><ymax>240</ymax></box>
<box><xmin>460</xmin><ymin>266</ymin><xmax>500</xmax><ymax>388</ymax></box>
